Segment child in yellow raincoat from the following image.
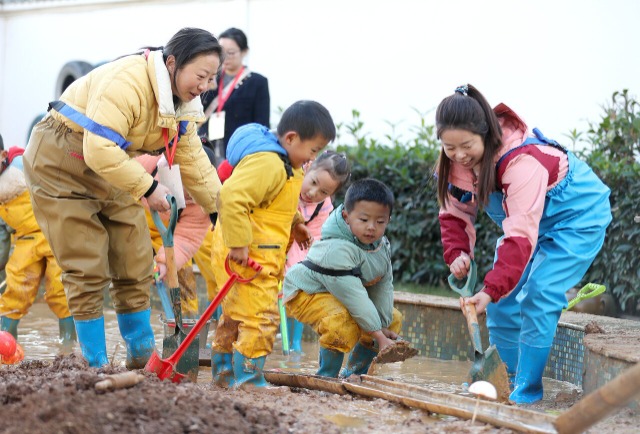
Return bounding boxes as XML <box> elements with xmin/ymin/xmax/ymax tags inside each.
<box><xmin>210</xmin><ymin>100</ymin><xmax>336</xmax><ymax>388</ymax></box>
<box><xmin>0</xmin><ymin>137</ymin><xmax>75</xmax><ymax>351</ymax></box>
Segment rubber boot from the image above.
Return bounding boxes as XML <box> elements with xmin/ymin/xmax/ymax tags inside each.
<box><xmin>339</xmin><ymin>342</ymin><xmax>378</xmax><ymax>378</ymax></box>
<box><xmin>74</xmin><ymin>317</ymin><xmax>109</xmax><ymax>367</ymax></box>
<box><xmin>495</xmin><ymin>345</ymin><xmax>518</xmax><ymax>391</ymax></box>
<box><xmin>116</xmin><ymin>309</ymin><xmax>156</xmax><ymax>369</ymax></box>
<box><xmin>289</xmin><ymin>318</ymin><xmax>305</xmax><ymax>354</ymax></box>
<box><xmin>58</xmin><ymin>316</ymin><xmax>77</xmax><ymax>345</ymax></box>
<box><xmin>232</xmin><ymin>349</ymin><xmax>268</xmax><ymax>388</ymax></box>
<box><xmin>0</xmin><ymin>317</ymin><xmax>19</xmax><ymax>340</ymax></box>
<box><xmin>316</xmin><ymin>347</ymin><xmax>345</xmax><ymax>377</ymax></box>
<box><xmin>211</xmin><ymin>351</ymin><xmax>234</xmax><ymax>387</ymax></box>
<box><xmin>509</xmin><ymin>343</ymin><xmax>551</xmax><ymax>404</ymax></box>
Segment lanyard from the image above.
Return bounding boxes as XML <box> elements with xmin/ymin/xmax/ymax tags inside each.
<box><xmin>217</xmin><ymin>66</ymin><xmax>245</xmax><ymax>113</ymax></box>
<box><xmin>163</xmin><ymin>127</ymin><xmax>179</xmax><ymax>168</ymax></box>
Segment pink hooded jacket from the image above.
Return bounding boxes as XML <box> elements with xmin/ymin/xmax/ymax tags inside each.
<box><xmin>285</xmin><ymin>197</ymin><xmax>333</xmax><ymax>270</ymax></box>
<box><xmin>439</xmin><ymin>104</ymin><xmax>569</xmax><ymax>301</ymax></box>
<box><xmin>137</xmin><ymin>154</ymin><xmax>210</xmax><ymax>270</ymax></box>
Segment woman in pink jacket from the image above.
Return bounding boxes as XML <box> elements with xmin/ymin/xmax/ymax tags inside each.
<box><xmin>435</xmin><ymin>84</ymin><xmax>611</xmax><ymax>404</ymax></box>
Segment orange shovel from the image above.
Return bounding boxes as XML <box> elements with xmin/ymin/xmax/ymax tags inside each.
<box><xmin>145</xmin><ymin>255</ymin><xmax>262</xmax><ymax>382</ymax></box>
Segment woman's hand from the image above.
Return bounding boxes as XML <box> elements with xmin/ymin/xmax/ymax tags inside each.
<box><xmin>450</xmin><ymin>252</ymin><xmax>471</xmax><ymax>279</ymax></box>
<box><xmin>228</xmin><ymin>246</ymin><xmax>249</xmax><ymax>266</ymax></box>
<box><xmin>147</xmin><ymin>183</ymin><xmax>173</xmax><ymax>212</ymax></box>
<box><xmin>460</xmin><ymin>290</ymin><xmax>492</xmax><ymax>315</ymax></box>
<box><xmin>292</xmin><ymin>223</ymin><xmax>313</xmax><ymax>250</ymax></box>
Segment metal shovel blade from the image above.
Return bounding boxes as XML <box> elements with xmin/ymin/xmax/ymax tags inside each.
<box><xmin>468</xmin><ymin>344</ymin><xmax>511</xmax><ymax>403</ymax></box>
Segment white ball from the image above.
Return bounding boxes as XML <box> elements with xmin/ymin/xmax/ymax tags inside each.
<box><xmin>468</xmin><ymin>380</ymin><xmax>498</xmax><ymax>400</ymax></box>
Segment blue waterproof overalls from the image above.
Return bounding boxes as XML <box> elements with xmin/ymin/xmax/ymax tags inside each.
<box><xmin>483</xmin><ymin>128</ymin><xmax>612</xmax><ymax>403</ymax></box>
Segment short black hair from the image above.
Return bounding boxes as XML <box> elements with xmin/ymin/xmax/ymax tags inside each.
<box><xmin>344</xmin><ymin>178</ymin><xmax>394</xmax><ymax>214</ymax></box>
<box><xmin>219</xmin><ymin>27</ymin><xmax>249</xmax><ymax>51</ymax></box>
<box><xmin>0</xmin><ymin>132</ymin><xmax>3</xmax><ymax>151</ymax></box>
<box><xmin>277</xmin><ymin>100</ymin><xmax>336</xmax><ymax>143</ymax></box>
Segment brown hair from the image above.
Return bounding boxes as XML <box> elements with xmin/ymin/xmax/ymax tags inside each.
<box><xmin>435</xmin><ymin>84</ymin><xmax>503</xmax><ymax>207</ymax></box>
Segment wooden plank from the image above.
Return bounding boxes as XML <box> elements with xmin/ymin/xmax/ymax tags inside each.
<box><xmin>264</xmin><ymin>371</ymin><xmax>558</xmax><ymax>433</ymax></box>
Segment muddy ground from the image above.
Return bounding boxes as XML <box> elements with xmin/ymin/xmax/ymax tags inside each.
<box><xmin>1</xmin><ymin>353</ymin><xmax>639</xmax><ymax>434</ymax></box>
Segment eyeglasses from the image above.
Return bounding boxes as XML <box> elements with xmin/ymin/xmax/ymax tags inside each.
<box><xmin>224</xmin><ymin>50</ymin><xmax>240</xmax><ymax>58</ymax></box>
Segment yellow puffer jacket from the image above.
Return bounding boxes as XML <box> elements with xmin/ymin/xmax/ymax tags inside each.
<box><xmin>0</xmin><ymin>164</ymin><xmax>40</xmax><ymax>236</ymax></box>
<box><xmin>50</xmin><ymin>50</ymin><xmax>220</xmax><ymax>212</ymax></box>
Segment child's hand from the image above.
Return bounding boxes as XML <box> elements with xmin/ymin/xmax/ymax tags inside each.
<box><xmin>381</xmin><ymin>328</ymin><xmax>399</xmax><ymax>340</ymax></box>
<box><xmin>228</xmin><ymin>246</ymin><xmax>249</xmax><ymax>266</ymax></box>
<box><xmin>450</xmin><ymin>252</ymin><xmax>471</xmax><ymax>279</ymax></box>
<box><xmin>156</xmin><ymin>263</ymin><xmax>167</xmax><ymax>281</ymax></box>
<box><xmin>460</xmin><ymin>290</ymin><xmax>492</xmax><ymax>315</ymax></box>
<box><xmin>292</xmin><ymin>223</ymin><xmax>313</xmax><ymax>250</ymax></box>
<box><xmin>371</xmin><ymin>330</ymin><xmax>395</xmax><ymax>353</ymax></box>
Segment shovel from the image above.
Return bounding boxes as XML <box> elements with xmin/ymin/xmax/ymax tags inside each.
<box><xmin>563</xmin><ymin>282</ymin><xmax>606</xmax><ymax>312</ymax></box>
<box><xmin>150</xmin><ymin>196</ymin><xmax>197</xmax><ymax>380</ymax></box>
<box><xmin>448</xmin><ymin>260</ymin><xmax>511</xmax><ymax>402</ymax></box>
<box><xmin>145</xmin><ymin>255</ymin><xmax>262</xmax><ymax>383</ymax></box>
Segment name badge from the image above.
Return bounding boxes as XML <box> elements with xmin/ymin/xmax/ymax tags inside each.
<box><xmin>157</xmin><ymin>158</ymin><xmax>186</xmax><ymax>209</ymax></box>
<box><xmin>208</xmin><ymin>111</ymin><xmax>226</xmax><ymax>140</ymax></box>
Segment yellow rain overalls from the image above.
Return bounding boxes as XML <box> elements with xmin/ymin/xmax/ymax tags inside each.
<box><xmin>211</xmin><ymin>152</ymin><xmax>303</xmax><ymax>359</ymax></box>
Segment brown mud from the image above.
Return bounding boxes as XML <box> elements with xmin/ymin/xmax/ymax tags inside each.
<box><xmin>1</xmin><ymin>351</ymin><xmax>639</xmax><ymax>434</ymax></box>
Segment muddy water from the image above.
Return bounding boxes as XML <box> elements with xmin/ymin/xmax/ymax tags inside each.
<box><xmin>17</xmin><ymin>302</ymin><xmax>579</xmax><ymax>418</ymax></box>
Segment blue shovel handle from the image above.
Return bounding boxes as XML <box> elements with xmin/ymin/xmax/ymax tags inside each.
<box><xmin>150</xmin><ymin>195</ymin><xmax>178</xmax><ymax>248</ymax></box>
<box><xmin>448</xmin><ymin>259</ymin><xmax>478</xmax><ymax>298</ymax></box>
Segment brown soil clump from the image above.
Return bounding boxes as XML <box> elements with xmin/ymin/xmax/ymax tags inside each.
<box><xmin>585</xmin><ymin>321</ymin><xmax>606</xmax><ymax>334</ymax></box>
<box><xmin>367</xmin><ymin>340</ymin><xmax>419</xmax><ymax>375</ymax></box>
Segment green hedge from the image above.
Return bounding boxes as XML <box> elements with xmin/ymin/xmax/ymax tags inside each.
<box><xmin>333</xmin><ymin>92</ymin><xmax>640</xmax><ymax>314</ymax></box>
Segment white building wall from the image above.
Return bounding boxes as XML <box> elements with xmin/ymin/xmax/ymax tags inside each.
<box><xmin>1</xmin><ymin>0</ymin><xmax>639</xmax><ymax>150</ymax></box>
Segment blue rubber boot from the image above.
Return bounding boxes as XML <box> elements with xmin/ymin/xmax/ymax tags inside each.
<box><xmin>316</xmin><ymin>347</ymin><xmax>345</xmax><ymax>377</ymax></box>
<box><xmin>74</xmin><ymin>317</ymin><xmax>109</xmax><ymax>367</ymax></box>
<box><xmin>290</xmin><ymin>319</ymin><xmax>305</xmax><ymax>354</ymax></box>
<box><xmin>58</xmin><ymin>316</ymin><xmax>77</xmax><ymax>345</ymax></box>
<box><xmin>509</xmin><ymin>343</ymin><xmax>551</xmax><ymax>404</ymax></box>
<box><xmin>339</xmin><ymin>342</ymin><xmax>378</xmax><ymax>378</ymax></box>
<box><xmin>232</xmin><ymin>349</ymin><xmax>268</xmax><ymax>388</ymax></box>
<box><xmin>212</xmin><ymin>305</ymin><xmax>223</xmax><ymax>322</ymax></box>
<box><xmin>495</xmin><ymin>345</ymin><xmax>518</xmax><ymax>391</ymax></box>
<box><xmin>116</xmin><ymin>309</ymin><xmax>156</xmax><ymax>369</ymax></box>
<box><xmin>0</xmin><ymin>317</ymin><xmax>19</xmax><ymax>340</ymax></box>
<box><xmin>211</xmin><ymin>351</ymin><xmax>235</xmax><ymax>387</ymax></box>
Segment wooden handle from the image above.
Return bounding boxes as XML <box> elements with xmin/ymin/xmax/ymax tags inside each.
<box><xmin>554</xmin><ymin>362</ymin><xmax>640</xmax><ymax>434</ymax></box>
<box><xmin>463</xmin><ymin>302</ymin><xmax>484</xmax><ymax>354</ymax></box>
<box><xmin>164</xmin><ymin>246</ymin><xmax>179</xmax><ymax>289</ymax></box>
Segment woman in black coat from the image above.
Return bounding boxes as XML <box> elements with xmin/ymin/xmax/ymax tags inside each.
<box><xmin>199</xmin><ymin>28</ymin><xmax>270</xmax><ymax>163</ymax></box>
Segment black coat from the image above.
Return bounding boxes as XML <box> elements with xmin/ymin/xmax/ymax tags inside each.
<box><xmin>199</xmin><ymin>70</ymin><xmax>270</xmax><ymax>151</ymax></box>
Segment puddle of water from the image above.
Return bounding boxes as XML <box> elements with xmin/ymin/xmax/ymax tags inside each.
<box><xmin>17</xmin><ymin>302</ymin><xmax>581</xmax><ymax>406</ymax></box>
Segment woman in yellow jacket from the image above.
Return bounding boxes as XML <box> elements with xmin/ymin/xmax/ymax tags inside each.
<box><xmin>23</xmin><ymin>28</ymin><xmax>222</xmax><ymax>368</ymax></box>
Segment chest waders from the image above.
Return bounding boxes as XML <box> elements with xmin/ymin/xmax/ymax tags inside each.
<box><xmin>483</xmin><ymin>128</ymin><xmax>611</xmax><ymax>403</ymax></box>
<box><xmin>44</xmin><ymin>102</ymin><xmax>187</xmax><ymax>368</ymax></box>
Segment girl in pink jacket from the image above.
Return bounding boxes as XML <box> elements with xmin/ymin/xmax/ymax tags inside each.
<box><xmin>436</xmin><ymin>84</ymin><xmax>611</xmax><ymax>404</ymax></box>
<box><xmin>285</xmin><ymin>151</ymin><xmax>351</xmax><ymax>353</ymax></box>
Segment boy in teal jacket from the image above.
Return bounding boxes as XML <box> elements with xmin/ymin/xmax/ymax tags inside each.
<box><xmin>283</xmin><ymin>178</ymin><xmax>403</xmax><ymax>377</ymax></box>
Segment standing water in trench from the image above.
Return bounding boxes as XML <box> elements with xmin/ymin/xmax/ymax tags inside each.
<box><xmin>17</xmin><ymin>302</ymin><xmax>579</xmax><ymax>404</ymax></box>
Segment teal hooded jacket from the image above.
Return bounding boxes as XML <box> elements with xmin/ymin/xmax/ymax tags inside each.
<box><xmin>282</xmin><ymin>204</ymin><xmax>394</xmax><ymax>332</ymax></box>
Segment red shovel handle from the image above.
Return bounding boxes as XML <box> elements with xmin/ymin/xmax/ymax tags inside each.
<box><xmin>164</xmin><ymin>255</ymin><xmax>262</xmax><ymax>366</ymax></box>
